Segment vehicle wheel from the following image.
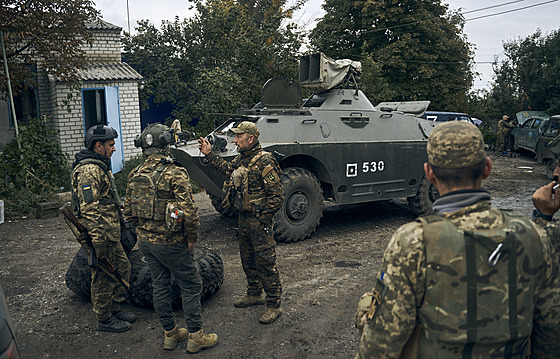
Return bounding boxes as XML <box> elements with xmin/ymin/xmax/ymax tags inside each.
<box><xmin>274</xmin><ymin>167</ymin><xmax>324</xmax><ymax>243</ymax></box>
<box><xmin>546</xmin><ymin>159</ymin><xmax>557</xmax><ymax>180</ymax></box>
<box><xmin>407</xmin><ymin>177</ymin><xmax>439</xmax><ymax>216</ymax></box>
<box><xmin>209</xmin><ymin>193</ymin><xmax>238</xmax><ymax>218</ymax></box>
<box><xmin>65</xmin><ymin>247</ymin><xmax>224</xmax><ymax>308</ymax></box>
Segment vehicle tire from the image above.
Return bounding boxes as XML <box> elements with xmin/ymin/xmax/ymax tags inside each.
<box><xmin>546</xmin><ymin>159</ymin><xmax>556</xmax><ymax>180</ymax></box>
<box><xmin>274</xmin><ymin>167</ymin><xmax>324</xmax><ymax>243</ymax></box>
<box><xmin>407</xmin><ymin>177</ymin><xmax>439</xmax><ymax>216</ymax></box>
<box><xmin>209</xmin><ymin>193</ymin><xmax>238</xmax><ymax>218</ymax></box>
<box><xmin>64</xmin><ymin>247</ymin><xmax>92</xmax><ymax>299</ymax></box>
<box><xmin>65</xmin><ymin>247</ymin><xmax>224</xmax><ymax>308</ymax></box>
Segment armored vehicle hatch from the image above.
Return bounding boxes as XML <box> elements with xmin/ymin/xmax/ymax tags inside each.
<box><xmin>171</xmin><ymin>53</ymin><xmax>438</xmax><ymax>242</ymax></box>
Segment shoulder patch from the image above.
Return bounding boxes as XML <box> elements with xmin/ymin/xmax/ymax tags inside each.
<box><xmin>262</xmin><ymin>164</ymin><xmax>280</xmax><ymax>184</ymax></box>
<box><xmin>366</xmin><ymin>276</ymin><xmax>387</xmax><ymax>323</ymax></box>
<box><xmin>82</xmin><ymin>184</ymin><xmax>94</xmax><ymax>203</ymax></box>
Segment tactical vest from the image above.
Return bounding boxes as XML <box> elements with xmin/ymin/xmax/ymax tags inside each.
<box><xmin>222</xmin><ymin>151</ymin><xmax>268</xmax><ymax>212</ymax></box>
<box><xmin>71</xmin><ymin>158</ymin><xmax>121</xmax><ymax>217</ymax></box>
<box><xmin>417</xmin><ymin>211</ymin><xmax>541</xmax><ymax>357</ymax></box>
<box><xmin>128</xmin><ymin>160</ymin><xmax>174</xmax><ymax>221</ymax></box>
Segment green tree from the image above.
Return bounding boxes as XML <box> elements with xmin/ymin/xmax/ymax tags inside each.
<box><xmin>0</xmin><ymin>0</ymin><xmax>99</xmax><ymax>96</ymax></box>
<box><xmin>489</xmin><ymin>29</ymin><xmax>560</xmax><ymax>115</ymax></box>
<box><xmin>310</xmin><ymin>0</ymin><xmax>475</xmax><ymax>110</ymax></box>
<box><xmin>123</xmin><ymin>0</ymin><xmax>303</xmax><ymax>135</ymax></box>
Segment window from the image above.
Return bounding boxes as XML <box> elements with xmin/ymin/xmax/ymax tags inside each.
<box><xmin>9</xmin><ymin>85</ymin><xmax>39</xmax><ymax>128</ymax></box>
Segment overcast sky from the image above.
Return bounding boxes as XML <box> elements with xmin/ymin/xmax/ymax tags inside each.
<box><xmin>97</xmin><ymin>0</ymin><xmax>560</xmax><ymax>91</ymax></box>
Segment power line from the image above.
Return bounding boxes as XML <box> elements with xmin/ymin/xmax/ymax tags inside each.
<box><xmin>465</xmin><ymin>0</ymin><xmax>559</xmax><ymax>21</ymax></box>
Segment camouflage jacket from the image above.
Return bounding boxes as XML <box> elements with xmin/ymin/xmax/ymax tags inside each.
<box><xmin>71</xmin><ymin>156</ymin><xmax>121</xmax><ymax>247</ymax></box>
<box><xmin>497</xmin><ymin>119</ymin><xmax>516</xmax><ymax>135</ymax></box>
<box><xmin>356</xmin><ymin>199</ymin><xmax>560</xmax><ymax>359</ymax></box>
<box><xmin>124</xmin><ymin>154</ymin><xmax>199</xmax><ymax>245</ymax></box>
<box><xmin>206</xmin><ymin>143</ymin><xmax>284</xmax><ymax>221</ymax></box>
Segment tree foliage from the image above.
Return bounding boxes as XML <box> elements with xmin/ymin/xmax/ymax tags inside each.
<box><xmin>123</xmin><ymin>0</ymin><xmax>304</xmax><ymax>135</ymax></box>
<box><xmin>0</xmin><ymin>0</ymin><xmax>99</xmax><ymax>97</ymax></box>
<box><xmin>310</xmin><ymin>0</ymin><xmax>475</xmax><ymax>110</ymax></box>
<box><xmin>488</xmin><ymin>29</ymin><xmax>560</xmax><ymax>117</ymax></box>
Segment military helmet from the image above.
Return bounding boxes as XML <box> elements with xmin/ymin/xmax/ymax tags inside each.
<box><xmin>427</xmin><ymin>121</ymin><xmax>486</xmax><ymax>169</ymax></box>
<box><xmin>134</xmin><ymin>123</ymin><xmax>174</xmax><ymax>151</ymax></box>
<box><xmin>84</xmin><ymin>125</ymin><xmax>118</xmax><ymax>150</ymax></box>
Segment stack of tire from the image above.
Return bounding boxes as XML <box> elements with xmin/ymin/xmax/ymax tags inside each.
<box><xmin>65</xmin><ymin>225</ymin><xmax>224</xmax><ymax>308</ymax></box>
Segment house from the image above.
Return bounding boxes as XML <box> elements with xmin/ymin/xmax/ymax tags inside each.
<box><xmin>0</xmin><ymin>18</ymin><xmax>143</xmax><ymax>173</ymax></box>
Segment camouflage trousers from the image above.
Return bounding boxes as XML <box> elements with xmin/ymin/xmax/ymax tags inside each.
<box><xmin>238</xmin><ymin>212</ymin><xmax>282</xmax><ymax>308</ymax></box>
<box><xmin>495</xmin><ymin>132</ymin><xmax>510</xmax><ymax>152</ymax></box>
<box><xmin>138</xmin><ymin>240</ymin><xmax>203</xmax><ymax>332</ymax></box>
<box><xmin>91</xmin><ymin>240</ymin><xmax>131</xmax><ymax>321</ymax></box>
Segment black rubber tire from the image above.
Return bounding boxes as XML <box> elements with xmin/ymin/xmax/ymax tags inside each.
<box><xmin>407</xmin><ymin>177</ymin><xmax>439</xmax><ymax>216</ymax></box>
<box><xmin>209</xmin><ymin>193</ymin><xmax>238</xmax><ymax>218</ymax></box>
<box><xmin>65</xmin><ymin>247</ymin><xmax>92</xmax><ymax>298</ymax></box>
<box><xmin>274</xmin><ymin>167</ymin><xmax>324</xmax><ymax>243</ymax></box>
<box><xmin>65</xmin><ymin>247</ymin><xmax>224</xmax><ymax>309</ymax></box>
<box><xmin>546</xmin><ymin>159</ymin><xmax>556</xmax><ymax>180</ymax></box>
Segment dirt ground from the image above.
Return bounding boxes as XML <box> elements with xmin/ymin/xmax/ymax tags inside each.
<box><xmin>0</xmin><ymin>151</ymin><xmax>552</xmax><ymax>359</ymax></box>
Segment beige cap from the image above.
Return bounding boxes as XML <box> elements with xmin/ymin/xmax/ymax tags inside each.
<box><xmin>230</xmin><ymin>121</ymin><xmax>260</xmax><ymax>137</ymax></box>
<box><xmin>427</xmin><ymin>121</ymin><xmax>486</xmax><ymax>168</ymax></box>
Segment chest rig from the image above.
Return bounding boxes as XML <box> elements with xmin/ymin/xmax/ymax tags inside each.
<box><xmin>222</xmin><ymin>151</ymin><xmax>268</xmax><ymax>212</ymax></box>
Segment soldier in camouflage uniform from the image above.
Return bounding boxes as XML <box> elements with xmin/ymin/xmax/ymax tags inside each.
<box><xmin>495</xmin><ymin>115</ymin><xmax>516</xmax><ymax>152</ymax></box>
<box><xmin>355</xmin><ymin>121</ymin><xmax>560</xmax><ymax>358</ymax></box>
<box><xmin>198</xmin><ymin>121</ymin><xmax>284</xmax><ymax>324</ymax></box>
<box><xmin>71</xmin><ymin>125</ymin><xmax>135</xmax><ymax>333</ymax></box>
<box><xmin>124</xmin><ymin>124</ymin><xmax>218</xmax><ymax>353</ymax></box>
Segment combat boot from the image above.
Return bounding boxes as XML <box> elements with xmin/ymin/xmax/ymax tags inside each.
<box><xmin>97</xmin><ymin>316</ymin><xmax>131</xmax><ymax>333</ymax></box>
<box><xmin>112</xmin><ymin>310</ymin><xmax>137</xmax><ymax>323</ymax></box>
<box><xmin>163</xmin><ymin>325</ymin><xmax>188</xmax><ymax>350</ymax></box>
<box><xmin>234</xmin><ymin>294</ymin><xmax>265</xmax><ymax>308</ymax></box>
<box><xmin>186</xmin><ymin>329</ymin><xmax>218</xmax><ymax>353</ymax></box>
<box><xmin>259</xmin><ymin>307</ymin><xmax>282</xmax><ymax>324</ymax></box>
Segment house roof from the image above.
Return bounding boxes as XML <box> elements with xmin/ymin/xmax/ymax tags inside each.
<box><xmin>86</xmin><ymin>18</ymin><xmax>122</xmax><ymax>31</ymax></box>
<box><xmin>74</xmin><ymin>62</ymin><xmax>143</xmax><ymax>81</ymax></box>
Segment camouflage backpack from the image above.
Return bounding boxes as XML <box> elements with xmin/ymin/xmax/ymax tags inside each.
<box><xmin>417</xmin><ymin>210</ymin><xmax>544</xmax><ymax>357</ymax></box>
<box><xmin>128</xmin><ymin>158</ymin><xmax>184</xmax><ymax>231</ymax></box>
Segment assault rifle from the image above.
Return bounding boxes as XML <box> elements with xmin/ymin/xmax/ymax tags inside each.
<box><xmin>60</xmin><ymin>204</ymin><xmax>130</xmax><ymax>289</ymax></box>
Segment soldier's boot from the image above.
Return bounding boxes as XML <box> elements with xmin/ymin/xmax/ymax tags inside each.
<box><xmin>97</xmin><ymin>316</ymin><xmax>131</xmax><ymax>333</ymax></box>
<box><xmin>163</xmin><ymin>325</ymin><xmax>188</xmax><ymax>350</ymax></box>
<box><xmin>186</xmin><ymin>329</ymin><xmax>218</xmax><ymax>353</ymax></box>
<box><xmin>259</xmin><ymin>307</ymin><xmax>282</xmax><ymax>324</ymax></box>
<box><xmin>112</xmin><ymin>310</ymin><xmax>137</xmax><ymax>323</ymax></box>
<box><xmin>234</xmin><ymin>294</ymin><xmax>265</xmax><ymax>308</ymax></box>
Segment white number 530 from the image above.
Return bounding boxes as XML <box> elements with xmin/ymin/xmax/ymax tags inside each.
<box><xmin>362</xmin><ymin>161</ymin><xmax>385</xmax><ymax>173</ymax></box>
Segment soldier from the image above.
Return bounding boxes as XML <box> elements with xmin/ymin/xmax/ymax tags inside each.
<box><xmin>124</xmin><ymin>124</ymin><xmax>218</xmax><ymax>353</ymax></box>
<box><xmin>198</xmin><ymin>121</ymin><xmax>284</xmax><ymax>324</ymax></box>
<box><xmin>495</xmin><ymin>115</ymin><xmax>516</xmax><ymax>152</ymax></box>
<box><xmin>355</xmin><ymin>121</ymin><xmax>560</xmax><ymax>358</ymax></box>
<box><xmin>71</xmin><ymin>125</ymin><xmax>135</xmax><ymax>332</ymax></box>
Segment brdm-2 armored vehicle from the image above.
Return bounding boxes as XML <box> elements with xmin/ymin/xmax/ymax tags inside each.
<box><xmin>172</xmin><ymin>53</ymin><xmax>438</xmax><ymax>242</ymax></box>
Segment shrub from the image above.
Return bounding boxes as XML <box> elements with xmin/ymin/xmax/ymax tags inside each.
<box><xmin>0</xmin><ymin>118</ymin><xmax>71</xmax><ymax>218</ymax></box>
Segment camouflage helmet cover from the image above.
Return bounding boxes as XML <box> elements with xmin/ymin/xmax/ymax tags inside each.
<box><xmin>427</xmin><ymin>121</ymin><xmax>486</xmax><ymax>169</ymax></box>
<box><xmin>230</xmin><ymin>121</ymin><xmax>260</xmax><ymax>138</ymax></box>
<box><xmin>84</xmin><ymin>125</ymin><xmax>118</xmax><ymax>149</ymax></box>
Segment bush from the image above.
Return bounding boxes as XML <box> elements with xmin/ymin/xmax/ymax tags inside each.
<box><xmin>0</xmin><ymin>118</ymin><xmax>71</xmax><ymax>218</ymax></box>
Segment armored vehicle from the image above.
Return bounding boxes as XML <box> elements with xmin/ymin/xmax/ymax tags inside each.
<box><xmin>172</xmin><ymin>53</ymin><xmax>439</xmax><ymax>242</ymax></box>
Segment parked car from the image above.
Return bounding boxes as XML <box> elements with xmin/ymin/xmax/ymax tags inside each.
<box><xmin>511</xmin><ymin>113</ymin><xmax>560</xmax><ymax>179</ymax></box>
<box><xmin>510</xmin><ymin>111</ymin><xmax>550</xmax><ymax>153</ymax></box>
<box><xmin>0</xmin><ymin>281</ymin><xmax>20</xmax><ymax>359</ymax></box>
<box><xmin>421</xmin><ymin>111</ymin><xmax>477</xmax><ymax>126</ymax></box>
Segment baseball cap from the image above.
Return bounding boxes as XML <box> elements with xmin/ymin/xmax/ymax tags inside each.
<box><xmin>230</xmin><ymin>121</ymin><xmax>260</xmax><ymax>137</ymax></box>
